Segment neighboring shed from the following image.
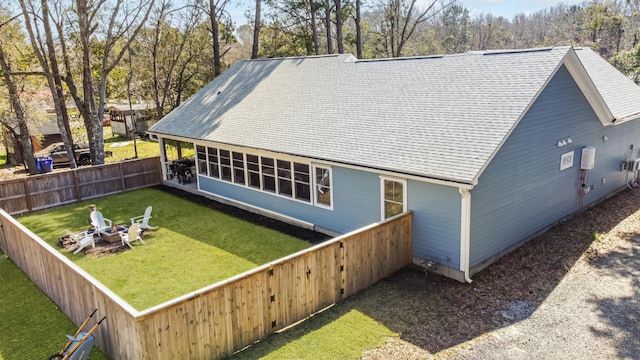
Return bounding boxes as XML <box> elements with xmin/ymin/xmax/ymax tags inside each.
<box><xmin>3</xmin><ymin>109</ymin><xmax>64</xmax><ymax>165</ymax></box>
<box><xmin>148</xmin><ymin>46</ymin><xmax>640</xmax><ymax>282</ymax></box>
<box><xmin>107</xmin><ymin>101</ymin><xmax>156</xmax><ymax>138</ymax></box>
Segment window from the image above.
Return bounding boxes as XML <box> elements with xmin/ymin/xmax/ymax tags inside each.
<box><xmin>294</xmin><ymin>163</ymin><xmax>311</xmax><ymax>201</ymax></box>
<box><xmin>207</xmin><ymin>147</ymin><xmax>219</xmax><ymax>178</ymax></box>
<box><xmin>314</xmin><ymin>166</ymin><xmax>332</xmax><ymax>208</ymax></box>
<box><xmin>219</xmin><ymin>150</ymin><xmax>232</xmax><ymax>181</ymax></box>
<box><xmin>381</xmin><ymin>177</ymin><xmax>406</xmax><ymax>219</ymax></box>
<box><xmin>197</xmin><ymin>145</ymin><xmax>326</xmax><ymax>207</ymax></box>
<box><xmin>196</xmin><ymin>146</ymin><xmax>207</xmax><ymax>175</ymax></box>
<box><xmin>277</xmin><ymin>160</ymin><xmax>292</xmax><ymax>197</ymax></box>
<box><xmin>262</xmin><ymin>157</ymin><xmax>276</xmax><ymax>192</ymax></box>
<box><xmin>247</xmin><ymin>154</ymin><xmax>261</xmax><ymax>189</ymax></box>
<box><xmin>233</xmin><ymin>152</ymin><xmax>245</xmax><ymax>185</ymax></box>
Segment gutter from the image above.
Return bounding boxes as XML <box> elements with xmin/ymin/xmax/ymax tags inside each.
<box><xmin>459</xmin><ymin>188</ymin><xmax>473</xmax><ymax>283</ymax></box>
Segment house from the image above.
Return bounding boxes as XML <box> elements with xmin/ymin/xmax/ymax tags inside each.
<box><xmin>148</xmin><ymin>47</ymin><xmax>640</xmax><ymax>282</ymax></box>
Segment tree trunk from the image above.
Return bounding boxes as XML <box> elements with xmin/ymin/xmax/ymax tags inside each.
<box><xmin>76</xmin><ymin>0</ymin><xmax>98</xmax><ymax>164</ymax></box>
<box><xmin>0</xmin><ymin>43</ymin><xmax>38</xmax><ymax>174</ymax></box>
<box><xmin>210</xmin><ymin>0</ymin><xmax>222</xmax><ymax>76</ymax></box>
<box><xmin>325</xmin><ymin>0</ymin><xmax>333</xmax><ymax>53</ymax></box>
<box><xmin>310</xmin><ymin>0</ymin><xmax>319</xmax><ymax>54</ymax></box>
<box><xmin>355</xmin><ymin>0</ymin><xmax>362</xmax><ymax>58</ymax></box>
<box><xmin>39</xmin><ymin>0</ymin><xmax>77</xmax><ymax>168</ymax></box>
<box><xmin>252</xmin><ymin>0</ymin><xmax>262</xmax><ymax>59</ymax></box>
<box><xmin>335</xmin><ymin>0</ymin><xmax>344</xmax><ymax>53</ymax></box>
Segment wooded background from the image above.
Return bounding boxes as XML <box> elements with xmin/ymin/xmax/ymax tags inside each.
<box><xmin>1</xmin><ymin>0</ymin><xmax>640</xmax><ymax>173</ymax></box>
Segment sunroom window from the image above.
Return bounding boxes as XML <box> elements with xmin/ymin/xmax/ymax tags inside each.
<box><xmin>262</xmin><ymin>157</ymin><xmax>276</xmax><ymax>193</ymax></box>
<box><xmin>207</xmin><ymin>147</ymin><xmax>219</xmax><ymax>178</ymax></box>
<box><xmin>233</xmin><ymin>152</ymin><xmax>245</xmax><ymax>185</ymax></box>
<box><xmin>247</xmin><ymin>154</ymin><xmax>261</xmax><ymax>189</ymax></box>
<box><xmin>196</xmin><ymin>146</ymin><xmax>207</xmax><ymax>175</ymax></box>
<box><xmin>277</xmin><ymin>160</ymin><xmax>292</xmax><ymax>197</ymax></box>
<box><xmin>219</xmin><ymin>150</ymin><xmax>232</xmax><ymax>181</ymax></box>
<box><xmin>294</xmin><ymin>163</ymin><xmax>311</xmax><ymax>201</ymax></box>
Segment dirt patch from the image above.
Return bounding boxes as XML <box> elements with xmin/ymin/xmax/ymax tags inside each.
<box><xmin>57</xmin><ymin>233</ymin><xmax>131</xmax><ymax>257</ymax></box>
<box><xmin>356</xmin><ymin>186</ymin><xmax>640</xmax><ymax>359</ymax></box>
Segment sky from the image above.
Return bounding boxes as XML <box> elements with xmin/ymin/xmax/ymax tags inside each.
<box><xmin>461</xmin><ymin>0</ymin><xmax>584</xmax><ymax>18</ymax></box>
<box><xmin>225</xmin><ymin>0</ymin><xmax>587</xmax><ymax>28</ymax></box>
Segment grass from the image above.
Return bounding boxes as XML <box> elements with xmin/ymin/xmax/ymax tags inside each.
<box><xmin>230</xmin><ymin>308</ymin><xmax>397</xmax><ymax>359</ymax></box>
<box><xmin>103</xmin><ymin>127</ymin><xmax>161</xmax><ymax>162</ymax></box>
<box><xmin>17</xmin><ymin>187</ymin><xmax>312</xmax><ymax>310</ymax></box>
<box><xmin>0</xmin><ymin>252</ymin><xmax>108</xmax><ymax>360</ymax></box>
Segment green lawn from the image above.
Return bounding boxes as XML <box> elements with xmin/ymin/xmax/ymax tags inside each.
<box><xmin>17</xmin><ymin>188</ymin><xmax>312</xmax><ymax>310</ymax></box>
<box><xmin>12</xmin><ymin>188</ymin><xmax>400</xmax><ymax>359</ymax></box>
<box><xmin>0</xmin><ymin>252</ymin><xmax>108</xmax><ymax>360</ymax></box>
<box><xmin>103</xmin><ymin>131</ymin><xmax>161</xmax><ymax>162</ymax></box>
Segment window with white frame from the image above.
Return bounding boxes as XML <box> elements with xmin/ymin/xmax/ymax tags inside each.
<box><xmin>261</xmin><ymin>157</ymin><xmax>276</xmax><ymax>193</ymax></box>
<box><xmin>381</xmin><ymin>177</ymin><xmax>406</xmax><ymax>219</ymax></box>
<box><xmin>196</xmin><ymin>146</ymin><xmax>207</xmax><ymax>175</ymax></box>
<box><xmin>232</xmin><ymin>151</ymin><xmax>245</xmax><ymax>185</ymax></box>
<box><xmin>219</xmin><ymin>149</ymin><xmax>232</xmax><ymax>181</ymax></box>
<box><xmin>246</xmin><ymin>154</ymin><xmax>261</xmax><ymax>189</ymax></box>
<box><xmin>294</xmin><ymin>163</ymin><xmax>311</xmax><ymax>201</ymax></box>
<box><xmin>196</xmin><ymin>145</ymin><xmax>330</xmax><ymax>209</ymax></box>
<box><xmin>314</xmin><ymin>165</ymin><xmax>332</xmax><ymax>208</ymax></box>
<box><xmin>277</xmin><ymin>160</ymin><xmax>293</xmax><ymax>196</ymax></box>
<box><xmin>207</xmin><ymin>147</ymin><xmax>219</xmax><ymax>178</ymax></box>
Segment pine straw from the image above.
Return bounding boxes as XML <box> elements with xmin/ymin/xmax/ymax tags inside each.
<box><xmin>358</xmin><ymin>186</ymin><xmax>640</xmax><ymax>359</ymax></box>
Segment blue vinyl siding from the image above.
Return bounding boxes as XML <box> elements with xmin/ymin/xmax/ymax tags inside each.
<box><xmin>408</xmin><ymin>181</ymin><xmax>461</xmax><ymax>269</ymax></box>
<box><xmin>199</xmin><ymin>163</ymin><xmax>463</xmax><ymax>269</ymax></box>
<box><xmin>198</xmin><ymin>166</ymin><xmax>380</xmax><ymax>233</ymax></box>
<box><xmin>470</xmin><ymin>65</ymin><xmax>640</xmax><ymax>267</ymax></box>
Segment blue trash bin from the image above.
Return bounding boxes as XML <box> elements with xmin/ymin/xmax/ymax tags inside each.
<box><xmin>42</xmin><ymin>157</ymin><xmax>53</xmax><ymax>172</ymax></box>
<box><xmin>36</xmin><ymin>158</ymin><xmax>43</xmax><ymax>172</ymax></box>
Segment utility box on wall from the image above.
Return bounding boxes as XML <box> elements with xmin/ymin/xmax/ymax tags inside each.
<box><xmin>581</xmin><ymin>147</ymin><xmax>596</xmax><ymax>170</ymax></box>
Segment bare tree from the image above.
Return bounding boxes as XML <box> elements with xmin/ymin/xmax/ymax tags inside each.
<box><xmin>252</xmin><ymin>0</ymin><xmax>262</xmax><ymax>58</ymax></box>
<box><xmin>309</xmin><ymin>0</ymin><xmax>320</xmax><ymax>54</ymax></box>
<box><xmin>335</xmin><ymin>0</ymin><xmax>344</xmax><ymax>53</ymax></box>
<box><xmin>18</xmin><ymin>0</ymin><xmax>77</xmax><ymax>168</ymax></box>
<box><xmin>355</xmin><ymin>0</ymin><xmax>362</xmax><ymax>58</ymax></box>
<box><xmin>0</xmin><ymin>14</ymin><xmax>38</xmax><ymax>174</ymax></box>
<box><xmin>206</xmin><ymin>0</ymin><xmax>233</xmax><ymax>75</ymax></box>
<box><xmin>378</xmin><ymin>0</ymin><xmax>452</xmax><ymax>57</ymax></box>
<box><xmin>324</xmin><ymin>0</ymin><xmax>333</xmax><ymax>53</ymax></box>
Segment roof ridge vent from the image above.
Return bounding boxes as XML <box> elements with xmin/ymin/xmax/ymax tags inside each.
<box><xmin>482</xmin><ymin>47</ymin><xmax>554</xmax><ymax>56</ymax></box>
<box><xmin>355</xmin><ymin>54</ymin><xmax>444</xmax><ymax>63</ymax></box>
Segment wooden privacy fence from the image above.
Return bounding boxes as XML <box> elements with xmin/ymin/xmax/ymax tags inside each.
<box><xmin>0</xmin><ymin>157</ymin><xmax>162</xmax><ymax>215</ymax></box>
<box><xmin>0</xmin><ymin>209</ymin><xmax>412</xmax><ymax>360</ymax></box>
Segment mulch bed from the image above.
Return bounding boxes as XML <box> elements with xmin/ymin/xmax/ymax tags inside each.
<box><xmin>158</xmin><ymin>185</ymin><xmax>332</xmax><ymax>244</ymax></box>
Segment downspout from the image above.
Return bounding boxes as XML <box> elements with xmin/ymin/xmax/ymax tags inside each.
<box><xmin>459</xmin><ymin>188</ymin><xmax>473</xmax><ymax>283</ymax></box>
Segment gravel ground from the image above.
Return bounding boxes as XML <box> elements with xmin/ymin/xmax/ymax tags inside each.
<box><xmin>359</xmin><ymin>186</ymin><xmax>640</xmax><ymax>360</ymax></box>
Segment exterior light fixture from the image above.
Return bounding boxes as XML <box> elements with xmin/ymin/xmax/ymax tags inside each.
<box><xmin>557</xmin><ymin>137</ymin><xmax>572</xmax><ymax>148</ymax></box>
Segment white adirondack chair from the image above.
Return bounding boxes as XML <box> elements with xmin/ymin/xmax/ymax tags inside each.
<box><xmin>71</xmin><ymin>231</ymin><xmax>96</xmax><ymax>254</ymax></box>
<box><xmin>119</xmin><ymin>223</ymin><xmax>145</xmax><ymax>249</ymax></box>
<box><xmin>90</xmin><ymin>210</ymin><xmax>113</xmax><ymax>236</ymax></box>
<box><xmin>130</xmin><ymin>206</ymin><xmax>156</xmax><ymax>230</ymax></box>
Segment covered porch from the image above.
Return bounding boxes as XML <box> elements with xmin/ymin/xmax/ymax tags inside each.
<box><xmin>159</xmin><ymin>138</ymin><xmax>198</xmax><ymax>191</ymax></box>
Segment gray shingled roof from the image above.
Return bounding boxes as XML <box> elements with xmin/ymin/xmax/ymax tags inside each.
<box><xmin>574</xmin><ymin>47</ymin><xmax>640</xmax><ymax>123</ymax></box>
<box><xmin>149</xmin><ymin>46</ymin><xmax>637</xmax><ymax>185</ymax></box>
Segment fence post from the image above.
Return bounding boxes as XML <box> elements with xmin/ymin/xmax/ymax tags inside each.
<box><xmin>119</xmin><ymin>162</ymin><xmax>126</xmax><ymax>192</ymax></box>
<box><xmin>22</xmin><ymin>178</ymin><xmax>33</xmax><ymax>214</ymax></box>
<box><xmin>73</xmin><ymin>168</ymin><xmax>81</xmax><ymax>201</ymax></box>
